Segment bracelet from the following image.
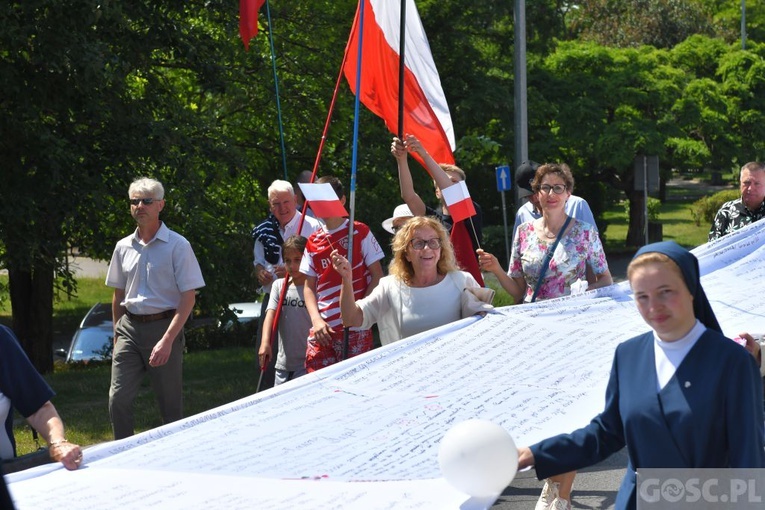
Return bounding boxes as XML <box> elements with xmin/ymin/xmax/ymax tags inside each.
<box><xmin>49</xmin><ymin>439</ymin><xmax>69</xmax><ymax>448</ymax></box>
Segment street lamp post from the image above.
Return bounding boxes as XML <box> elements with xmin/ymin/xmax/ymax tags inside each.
<box><xmin>742</xmin><ymin>0</ymin><xmax>747</xmax><ymax>50</ymax></box>
<box><xmin>513</xmin><ymin>0</ymin><xmax>528</xmax><ymax>209</ymax></box>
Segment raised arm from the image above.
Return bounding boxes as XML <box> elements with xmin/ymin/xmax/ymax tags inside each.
<box><xmin>403</xmin><ymin>134</ymin><xmax>455</xmax><ymax>193</ymax></box>
<box><xmin>392</xmin><ymin>137</ymin><xmax>426</xmax><ymax>216</ymax></box>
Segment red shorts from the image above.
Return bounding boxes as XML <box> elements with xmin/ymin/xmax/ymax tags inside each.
<box><xmin>305</xmin><ymin>329</ymin><xmax>373</xmax><ymax>373</ymax></box>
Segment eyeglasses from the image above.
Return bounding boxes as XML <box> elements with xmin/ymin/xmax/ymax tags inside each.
<box><xmin>538</xmin><ymin>184</ymin><xmax>567</xmax><ymax>195</ymax></box>
<box><xmin>129</xmin><ymin>198</ymin><xmax>157</xmax><ymax>206</ymax></box>
<box><xmin>409</xmin><ymin>238</ymin><xmax>442</xmax><ymax>250</ymax></box>
<box><xmin>391</xmin><ymin>226</ymin><xmax>402</xmax><ymax>233</ymax></box>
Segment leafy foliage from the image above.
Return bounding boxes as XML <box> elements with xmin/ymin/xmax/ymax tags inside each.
<box><xmin>690</xmin><ymin>189</ymin><xmax>740</xmax><ymax>226</ymax></box>
<box><xmin>624</xmin><ymin>197</ymin><xmax>662</xmax><ymax>221</ymax></box>
<box><xmin>569</xmin><ymin>0</ymin><xmax>720</xmax><ymax>48</ymax></box>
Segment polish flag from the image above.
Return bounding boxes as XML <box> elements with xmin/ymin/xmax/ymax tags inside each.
<box><xmin>297</xmin><ymin>183</ymin><xmax>349</xmax><ymax>219</ymax></box>
<box><xmin>441</xmin><ymin>181</ymin><xmax>477</xmax><ymax>223</ymax></box>
<box><xmin>343</xmin><ymin>0</ymin><xmax>455</xmax><ymax>165</ymax></box>
<box><xmin>240</xmin><ymin>0</ymin><xmax>266</xmax><ymax>51</ymax></box>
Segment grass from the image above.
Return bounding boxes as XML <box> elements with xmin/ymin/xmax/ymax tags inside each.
<box><xmin>600</xmin><ymin>170</ymin><xmax>733</xmax><ymax>253</ymax></box>
<box><xmin>602</xmin><ymin>200</ymin><xmax>710</xmax><ymax>253</ymax></box>
<box><xmin>3</xmin><ymin>275</ymin><xmax>257</xmax><ymax>455</ymax></box>
<box><xmin>13</xmin><ymin>348</ymin><xmax>257</xmax><ymax>455</ymax></box>
<box><xmin>0</xmin><ymin>276</ymin><xmax>113</xmax><ymax>334</ymax></box>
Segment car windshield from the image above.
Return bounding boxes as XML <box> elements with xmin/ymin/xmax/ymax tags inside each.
<box><xmin>70</xmin><ymin>329</ymin><xmax>113</xmax><ymax>361</ymax></box>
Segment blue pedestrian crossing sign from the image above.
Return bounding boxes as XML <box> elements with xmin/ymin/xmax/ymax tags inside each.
<box><xmin>496</xmin><ymin>165</ymin><xmax>511</xmax><ymax>192</ymax></box>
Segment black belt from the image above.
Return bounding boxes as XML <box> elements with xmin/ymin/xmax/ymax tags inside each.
<box><xmin>125</xmin><ymin>309</ymin><xmax>176</xmax><ymax>323</ymax></box>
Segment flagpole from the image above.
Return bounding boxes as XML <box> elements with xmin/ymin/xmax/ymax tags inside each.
<box><xmin>254</xmin><ymin>0</ymin><xmax>289</xmax><ymax>389</ymax></box>
<box><xmin>264</xmin><ymin>0</ymin><xmax>289</xmax><ymax>180</ymax></box>
<box><xmin>344</xmin><ymin>0</ymin><xmax>367</xmax><ymax>360</ymax></box>
<box><xmin>397</xmin><ymin>0</ymin><xmax>407</xmax><ymax>138</ymax></box>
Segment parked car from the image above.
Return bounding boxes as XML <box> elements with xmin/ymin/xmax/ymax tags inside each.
<box><xmin>220</xmin><ymin>302</ymin><xmax>262</xmax><ymax>330</ymax></box>
<box><xmin>56</xmin><ymin>300</ymin><xmax>262</xmax><ymax>362</ymax></box>
<box><xmin>57</xmin><ymin>302</ymin><xmax>113</xmax><ymax>363</ymax></box>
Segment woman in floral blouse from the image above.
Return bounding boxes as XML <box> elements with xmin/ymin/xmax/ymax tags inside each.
<box><xmin>478</xmin><ymin>162</ymin><xmax>613</xmax><ymax>510</ymax></box>
<box><xmin>479</xmin><ymin>162</ymin><xmax>612</xmax><ymax>304</ymax></box>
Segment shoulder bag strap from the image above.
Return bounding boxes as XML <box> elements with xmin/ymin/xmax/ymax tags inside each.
<box><xmin>530</xmin><ymin>215</ymin><xmax>573</xmax><ymax>303</ymax></box>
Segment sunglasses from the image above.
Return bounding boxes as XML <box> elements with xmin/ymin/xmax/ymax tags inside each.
<box><xmin>129</xmin><ymin>198</ymin><xmax>157</xmax><ymax>206</ymax></box>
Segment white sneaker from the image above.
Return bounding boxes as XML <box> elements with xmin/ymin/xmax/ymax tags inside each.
<box><xmin>550</xmin><ymin>497</ymin><xmax>572</xmax><ymax>510</ymax></box>
<box><xmin>535</xmin><ymin>479</ymin><xmax>560</xmax><ymax>510</ymax></box>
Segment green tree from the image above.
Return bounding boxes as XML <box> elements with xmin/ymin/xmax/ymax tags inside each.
<box><xmin>569</xmin><ymin>0</ymin><xmax>718</xmax><ymax>48</ymax></box>
<box><xmin>698</xmin><ymin>0</ymin><xmax>765</xmax><ymax>44</ymax></box>
<box><xmin>0</xmin><ymin>0</ymin><xmax>261</xmax><ymax>371</ymax></box>
<box><xmin>529</xmin><ymin>42</ymin><xmax>684</xmax><ymax>245</ymax></box>
<box><xmin>665</xmin><ymin>37</ymin><xmax>765</xmax><ymax>171</ymax></box>
<box><xmin>4</xmin><ymin>0</ymin><xmax>761</xmax><ymax>375</ymax></box>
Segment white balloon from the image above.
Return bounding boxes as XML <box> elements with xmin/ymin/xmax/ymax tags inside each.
<box><xmin>438</xmin><ymin>419</ymin><xmax>518</xmax><ymax>498</ymax></box>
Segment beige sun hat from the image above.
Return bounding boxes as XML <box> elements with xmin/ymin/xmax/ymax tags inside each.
<box><xmin>381</xmin><ymin>204</ymin><xmax>414</xmax><ymax>234</ymax></box>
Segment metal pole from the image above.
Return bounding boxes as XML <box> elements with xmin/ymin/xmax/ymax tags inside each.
<box><xmin>742</xmin><ymin>0</ymin><xmax>747</xmax><ymax>50</ymax></box>
<box><xmin>513</xmin><ymin>0</ymin><xmax>528</xmax><ymax>210</ymax></box>
<box><xmin>501</xmin><ymin>191</ymin><xmax>510</xmax><ymax>266</ymax></box>
<box><xmin>643</xmin><ymin>155</ymin><xmax>648</xmax><ymax>246</ymax></box>
<box><xmin>398</xmin><ymin>0</ymin><xmax>407</xmax><ymax>138</ymax></box>
<box><xmin>344</xmin><ymin>0</ymin><xmax>367</xmax><ymax>360</ymax></box>
<box><xmin>264</xmin><ymin>0</ymin><xmax>289</xmax><ymax>180</ymax></box>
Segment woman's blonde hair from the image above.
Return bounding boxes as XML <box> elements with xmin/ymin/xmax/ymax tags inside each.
<box><xmin>388</xmin><ymin>216</ymin><xmax>459</xmax><ymax>283</ymax></box>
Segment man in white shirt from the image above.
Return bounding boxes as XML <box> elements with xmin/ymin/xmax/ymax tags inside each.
<box><xmin>106</xmin><ymin>177</ymin><xmax>205</xmax><ymax>439</ymax></box>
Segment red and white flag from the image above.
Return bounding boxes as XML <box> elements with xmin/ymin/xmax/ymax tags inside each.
<box><xmin>240</xmin><ymin>0</ymin><xmax>266</xmax><ymax>51</ymax></box>
<box><xmin>443</xmin><ymin>182</ymin><xmax>482</xmax><ymax>284</ymax></box>
<box><xmin>297</xmin><ymin>183</ymin><xmax>348</xmax><ymax>219</ymax></box>
<box><xmin>343</xmin><ymin>0</ymin><xmax>455</xmax><ymax>165</ymax></box>
<box><xmin>441</xmin><ymin>181</ymin><xmax>477</xmax><ymax>223</ymax></box>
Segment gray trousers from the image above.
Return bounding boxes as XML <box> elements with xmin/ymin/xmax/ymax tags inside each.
<box><xmin>109</xmin><ymin>315</ymin><xmax>184</xmax><ymax>440</ymax></box>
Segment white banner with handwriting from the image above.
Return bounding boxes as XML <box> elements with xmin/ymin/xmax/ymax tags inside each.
<box><xmin>8</xmin><ymin>221</ymin><xmax>765</xmax><ymax>509</ymax></box>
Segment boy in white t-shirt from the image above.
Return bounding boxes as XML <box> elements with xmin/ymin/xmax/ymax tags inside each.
<box><xmin>258</xmin><ymin>235</ymin><xmax>312</xmax><ymax>385</ymax></box>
